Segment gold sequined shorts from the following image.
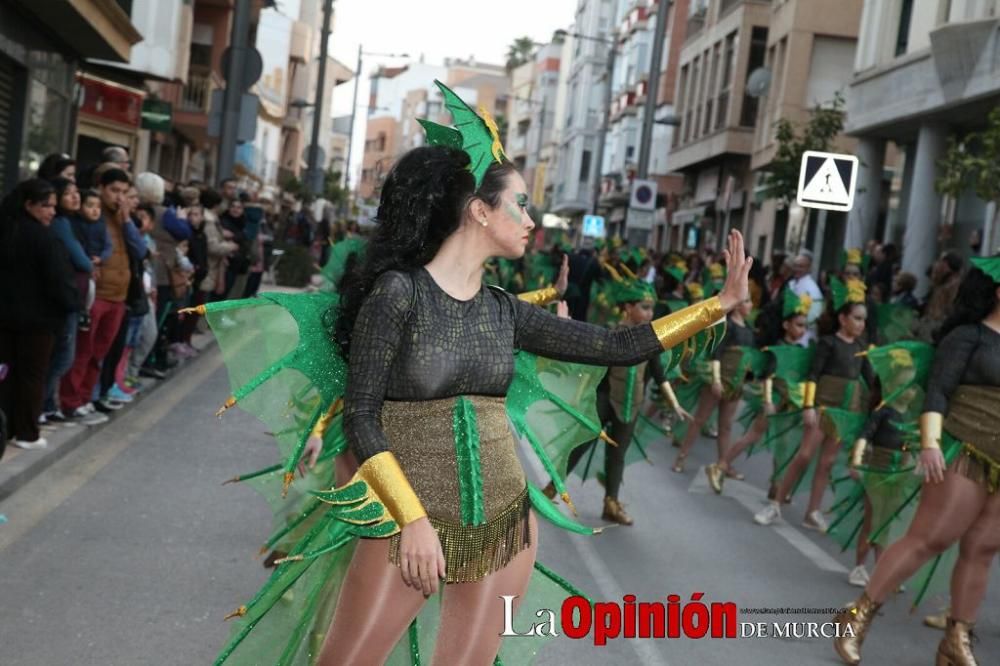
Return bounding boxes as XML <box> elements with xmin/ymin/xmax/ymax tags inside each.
<box><xmin>380</xmin><ymin>395</ymin><xmax>531</xmax><ymax>583</ymax></box>
<box><xmin>949</xmin><ymin>441</ymin><xmax>1000</xmax><ymax>495</ymax></box>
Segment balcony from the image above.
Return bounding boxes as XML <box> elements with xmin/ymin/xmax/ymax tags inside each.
<box><xmin>180</xmin><ymin>71</ymin><xmax>213</xmax><ymax>114</ymax></box>
<box><xmin>686</xmin><ymin>10</ymin><xmax>706</xmax><ymax>42</ymax></box>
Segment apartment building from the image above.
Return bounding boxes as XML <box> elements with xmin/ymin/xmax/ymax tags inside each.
<box><xmin>747</xmin><ymin>0</ymin><xmax>862</xmax><ymax>264</ymax></box>
<box><xmin>845</xmin><ymin>0</ymin><xmax>1000</xmax><ymax>293</ymax></box>
<box><xmin>667</xmin><ymin>0</ymin><xmax>771</xmax><ymax>252</ymax></box>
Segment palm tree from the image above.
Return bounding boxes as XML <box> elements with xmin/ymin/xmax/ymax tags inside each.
<box><xmin>505</xmin><ymin>36</ymin><xmax>537</xmax><ymax>72</ymax></box>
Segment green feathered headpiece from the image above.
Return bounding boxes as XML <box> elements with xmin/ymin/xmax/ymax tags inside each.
<box><xmin>830</xmin><ymin>276</ymin><xmax>867</xmax><ymax>311</ymax></box>
<box><xmin>418</xmin><ymin>80</ymin><xmax>507</xmax><ymax>188</ymax></box>
<box><xmin>782</xmin><ymin>288</ymin><xmax>812</xmax><ymax>319</ymax></box>
<box><xmin>970</xmin><ymin>256</ymin><xmax>1000</xmax><ymax>284</ymax></box>
<box><xmin>612</xmin><ymin>278</ymin><xmax>656</xmax><ymax>305</ymax></box>
<box><xmin>665</xmin><ymin>265</ymin><xmax>686</xmax><ymax>283</ymax></box>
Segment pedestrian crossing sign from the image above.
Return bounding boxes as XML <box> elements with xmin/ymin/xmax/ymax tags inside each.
<box><xmin>796</xmin><ymin>150</ymin><xmax>858</xmax><ymax>212</ymax></box>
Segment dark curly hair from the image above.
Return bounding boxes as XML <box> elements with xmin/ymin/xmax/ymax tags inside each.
<box><xmin>936</xmin><ymin>260</ymin><xmax>1000</xmax><ymax>342</ymax></box>
<box><xmin>334</xmin><ymin>145</ymin><xmax>517</xmax><ymax>356</ymax></box>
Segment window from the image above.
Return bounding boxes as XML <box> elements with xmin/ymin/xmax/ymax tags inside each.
<box><xmin>739</xmin><ymin>27</ymin><xmax>768</xmax><ymax>127</ymax></box>
<box><xmin>895</xmin><ymin>0</ymin><xmax>914</xmax><ymax>56</ymax></box>
<box><xmin>579</xmin><ymin>149</ymin><xmax>592</xmax><ymax>182</ymax></box>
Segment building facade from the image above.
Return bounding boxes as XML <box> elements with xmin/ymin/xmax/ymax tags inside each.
<box><xmin>845</xmin><ymin>0</ymin><xmax>1000</xmax><ymax>294</ymax></box>
<box><xmin>551</xmin><ymin>0</ymin><xmax>618</xmax><ymax>219</ymax></box>
<box><xmin>0</xmin><ymin>0</ymin><xmax>141</xmax><ymax>190</ymax></box>
<box><xmin>667</xmin><ymin>0</ymin><xmax>771</xmax><ymax>253</ymax></box>
<box><xmin>746</xmin><ymin>0</ymin><xmax>862</xmax><ymax>265</ymax></box>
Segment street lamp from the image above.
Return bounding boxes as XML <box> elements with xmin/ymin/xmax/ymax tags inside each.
<box><xmin>555</xmin><ymin>29</ymin><xmax>617</xmax><ymax>218</ymax></box>
<box><xmin>343</xmin><ymin>47</ymin><xmax>408</xmax><ymax>218</ymax></box>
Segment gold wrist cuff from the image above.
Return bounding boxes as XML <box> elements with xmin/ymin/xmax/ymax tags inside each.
<box><xmin>660</xmin><ymin>381</ymin><xmax>680</xmax><ymax>410</ymax></box>
<box><xmin>710</xmin><ymin>360</ymin><xmax>722</xmax><ymax>385</ymax></box>
<box><xmin>357</xmin><ymin>451</ymin><xmax>427</xmax><ymax>528</ymax></box>
<box><xmin>517</xmin><ymin>285</ymin><xmax>560</xmax><ymax>307</ymax></box>
<box><xmin>310</xmin><ymin>398</ymin><xmax>343</xmax><ymax>439</ymax></box>
<box><xmin>851</xmin><ymin>438</ymin><xmax>867</xmax><ymax>468</ymax></box>
<box><xmin>763</xmin><ymin>378</ymin><xmax>773</xmax><ymax>405</ymax></box>
<box><xmin>802</xmin><ymin>381</ymin><xmax>817</xmax><ymax>408</ymax></box>
<box><xmin>651</xmin><ymin>296</ymin><xmax>724</xmax><ymax>351</ymax></box>
<box><xmin>920</xmin><ymin>412</ymin><xmax>943</xmax><ymax>451</ymax></box>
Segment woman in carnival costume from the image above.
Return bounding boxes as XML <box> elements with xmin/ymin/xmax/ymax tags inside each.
<box><xmin>755</xmin><ymin>277</ymin><xmax>873</xmax><ymax>531</ymax></box>
<box><xmin>834</xmin><ymin>257</ymin><xmax>1000</xmax><ymax>666</ymax></box>
<box><xmin>203</xmin><ymin>80</ymin><xmax>753</xmax><ymax>666</ymax></box>
<box><xmin>705</xmin><ymin>288</ymin><xmax>811</xmax><ymax>494</ymax></box>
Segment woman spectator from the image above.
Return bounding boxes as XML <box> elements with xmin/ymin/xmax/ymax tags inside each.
<box><xmin>0</xmin><ymin>179</ymin><xmax>78</xmax><ymax>451</ymax></box>
<box><xmin>199</xmin><ymin>189</ymin><xmax>238</xmax><ymax>303</ymax></box>
<box><xmin>42</xmin><ymin>178</ymin><xmax>94</xmax><ymax>424</ymax></box>
<box><xmin>176</xmin><ymin>199</ymin><xmax>208</xmax><ymax>353</ymax></box>
<box><xmin>37</xmin><ymin>153</ymin><xmax>77</xmax><ymax>183</ymax></box>
<box><xmin>220</xmin><ymin>196</ymin><xmax>251</xmax><ymax>299</ymax></box>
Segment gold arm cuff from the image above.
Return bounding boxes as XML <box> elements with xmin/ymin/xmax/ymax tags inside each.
<box><xmin>851</xmin><ymin>438</ymin><xmax>867</xmax><ymax>468</ymax></box>
<box><xmin>763</xmin><ymin>378</ymin><xmax>774</xmax><ymax>405</ymax></box>
<box><xmin>357</xmin><ymin>452</ymin><xmax>427</xmax><ymax>528</ymax></box>
<box><xmin>802</xmin><ymin>381</ymin><xmax>817</xmax><ymax>408</ymax></box>
<box><xmin>660</xmin><ymin>381</ymin><xmax>680</xmax><ymax>410</ymax></box>
<box><xmin>651</xmin><ymin>296</ymin><xmax>724</xmax><ymax>351</ymax></box>
<box><xmin>517</xmin><ymin>285</ymin><xmax>560</xmax><ymax>307</ymax></box>
<box><xmin>710</xmin><ymin>360</ymin><xmax>722</xmax><ymax>385</ymax></box>
<box><xmin>310</xmin><ymin>398</ymin><xmax>343</xmax><ymax>439</ymax></box>
<box><xmin>920</xmin><ymin>412</ymin><xmax>943</xmax><ymax>451</ymax></box>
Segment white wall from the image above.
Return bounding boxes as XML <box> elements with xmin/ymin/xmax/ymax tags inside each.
<box><xmin>805</xmin><ymin>36</ymin><xmax>856</xmax><ymax>106</ymax></box>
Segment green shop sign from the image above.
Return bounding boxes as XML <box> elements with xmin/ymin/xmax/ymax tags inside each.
<box><xmin>141</xmin><ymin>99</ymin><xmax>172</xmax><ymax>131</ymax></box>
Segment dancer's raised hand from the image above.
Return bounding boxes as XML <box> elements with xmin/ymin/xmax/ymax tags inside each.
<box><xmin>717</xmin><ymin>230</ymin><xmax>753</xmax><ymax>312</ymax></box>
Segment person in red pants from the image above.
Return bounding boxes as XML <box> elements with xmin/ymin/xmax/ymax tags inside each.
<box><xmin>60</xmin><ymin>168</ymin><xmax>132</xmax><ymax>419</ymax></box>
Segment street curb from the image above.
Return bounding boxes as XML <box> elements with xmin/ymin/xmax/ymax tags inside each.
<box><xmin>0</xmin><ymin>338</ymin><xmax>217</xmax><ymax>503</ymax></box>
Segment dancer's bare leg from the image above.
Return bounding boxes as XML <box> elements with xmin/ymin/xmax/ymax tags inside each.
<box><xmin>433</xmin><ymin>511</ymin><xmax>539</xmax><ymax>665</ymax></box>
<box><xmin>865</xmin><ymin>471</ymin><xmax>986</xmax><ymax>603</ymax></box>
<box><xmin>719</xmin><ymin>412</ymin><xmax>768</xmax><ymax>470</ymax></box>
<box><xmin>806</xmin><ymin>435</ymin><xmax>840</xmax><ymax>515</ymax></box>
<box><xmin>950</xmin><ymin>488</ymin><xmax>1000</xmax><ymax>622</ymax></box>
<box><xmin>674</xmin><ymin>389</ymin><xmax>718</xmax><ymax>464</ymax></box>
<box><xmin>317</xmin><ymin>537</ymin><xmax>429</xmax><ymax>666</ymax></box>
<box><xmin>772</xmin><ymin>422</ymin><xmax>824</xmax><ymax>502</ymax></box>
<box><xmin>715</xmin><ymin>398</ymin><xmax>739</xmax><ymax>462</ymax></box>
<box><xmin>855</xmin><ymin>496</ymin><xmax>873</xmax><ymax>567</ymax></box>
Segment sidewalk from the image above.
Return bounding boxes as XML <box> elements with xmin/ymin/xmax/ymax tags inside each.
<box><xmin>0</xmin><ymin>332</ymin><xmax>216</xmax><ymax>503</ymax></box>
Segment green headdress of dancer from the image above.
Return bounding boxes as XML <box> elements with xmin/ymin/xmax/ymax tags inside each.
<box><xmin>830</xmin><ymin>276</ymin><xmax>867</xmax><ymax>311</ymax></box>
<box><xmin>840</xmin><ymin>247</ymin><xmax>869</xmax><ymax>273</ymax></box>
<box><xmin>665</xmin><ymin>259</ymin><xmax>687</xmax><ymax>284</ymax></box>
<box><xmin>611</xmin><ymin>278</ymin><xmax>656</xmax><ymax>306</ymax></box>
<box><xmin>783</xmin><ymin>288</ymin><xmax>812</xmax><ymax>319</ymax></box>
<box><xmin>971</xmin><ymin>255</ymin><xmax>1000</xmax><ymax>283</ymax></box>
<box><xmin>417</xmin><ymin>79</ymin><xmax>508</xmax><ymax>187</ymax></box>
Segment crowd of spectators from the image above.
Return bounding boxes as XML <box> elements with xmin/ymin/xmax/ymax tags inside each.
<box><xmin>0</xmin><ymin>146</ymin><xmax>283</xmax><ymax>457</ymax></box>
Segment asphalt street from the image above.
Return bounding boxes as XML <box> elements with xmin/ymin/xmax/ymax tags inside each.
<box><xmin>1</xmin><ymin>347</ymin><xmax>998</xmax><ymax>665</ymax></box>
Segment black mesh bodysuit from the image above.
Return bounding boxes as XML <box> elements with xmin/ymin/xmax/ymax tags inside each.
<box><xmin>808</xmin><ymin>334</ymin><xmax>875</xmax><ymax>385</ymax></box>
<box><xmin>923</xmin><ymin>324</ymin><xmax>1000</xmax><ymax>414</ymax></box>
<box><xmin>343</xmin><ymin>268</ymin><xmax>664</xmax><ymax>463</ymax></box>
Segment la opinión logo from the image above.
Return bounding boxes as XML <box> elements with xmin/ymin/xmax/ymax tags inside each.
<box><xmin>499</xmin><ymin>594</ymin><xmax>857</xmax><ymax>645</ymax></box>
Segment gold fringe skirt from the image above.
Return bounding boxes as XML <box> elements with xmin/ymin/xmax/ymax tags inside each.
<box><xmin>380</xmin><ymin>395</ymin><xmax>531</xmax><ymax>583</ymax></box>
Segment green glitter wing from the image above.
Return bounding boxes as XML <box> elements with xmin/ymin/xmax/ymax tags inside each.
<box><xmin>874</xmin><ymin>303</ymin><xmax>917</xmax><ymax>344</ymax></box>
<box><xmin>201</xmin><ymin>291</ymin><xmax>347</xmax><ymax>493</ymax></box>
<box><xmin>767</xmin><ymin>345</ymin><xmax>814</xmax><ymax>409</ymax></box>
<box><xmin>506</xmin><ymin>351</ymin><xmax>608</xmax><ymax>518</ymax></box>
